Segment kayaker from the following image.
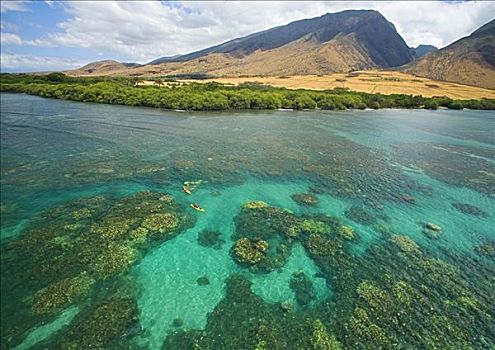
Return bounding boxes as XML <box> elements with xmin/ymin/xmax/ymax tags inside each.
<box><xmin>191</xmin><ymin>203</ymin><xmax>205</xmax><ymax>212</ymax></box>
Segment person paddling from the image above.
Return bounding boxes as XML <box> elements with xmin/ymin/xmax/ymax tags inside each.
<box><xmin>190</xmin><ymin>203</ymin><xmax>205</xmax><ymax>212</ymax></box>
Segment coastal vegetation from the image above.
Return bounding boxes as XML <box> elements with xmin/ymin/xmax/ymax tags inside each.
<box><xmin>1</xmin><ymin>73</ymin><xmax>494</xmax><ymax>111</ymax></box>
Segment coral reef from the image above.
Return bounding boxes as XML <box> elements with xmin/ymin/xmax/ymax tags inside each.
<box><xmin>90</xmin><ymin>243</ymin><xmax>138</xmax><ymax>279</ymax></box>
<box><xmin>356</xmin><ymin>280</ymin><xmax>392</xmax><ymax>310</ymax></box>
<box><xmin>311</xmin><ymin>320</ymin><xmax>342</xmax><ymax>350</ymax></box>
<box><xmin>347</xmin><ymin>307</ymin><xmax>391</xmax><ymax>346</ymax></box>
<box><xmin>233</xmin><ymin>203</ymin><xmax>302</xmax><ymax>272</ymax></box>
<box><xmin>129</xmin><ymin>226</ymin><xmax>150</xmax><ymax>243</ymax></box>
<box><xmin>291</xmin><ymin>193</ymin><xmax>320</xmax><ymax>206</ymax></box>
<box><xmin>58</xmin><ymin>298</ymin><xmax>139</xmax><ymax>349</ymax></box>
<box><xmin>337</xmin><ymin>225</ymin><xmax>356</xmax><ymax>240</ymax></box>
<box><xmin>29</xmin><ymin>273</ymin><xmax>95</xmax><ymax>315</ymax></box>
<box><xmin>90</xmin><ymin>216</ymin><xmax>135</xmax><ymax>239</ymax></box>
<box><xmin>142</xmin><ymin>212</ymin><xmax>178</xmax><ymax>233</ymax></box>
<box><xmin>301</xmin><ymin>219</ymin><xmax>330</xmax><ymax>235</ymax></box>
<box><xmin>233</xmin><ymin>237</ymin><xmax>269</xmax><ymax>264</ymax></box>
<box><xmin>307</xmin><ymin>234</ymin><xmax>341</xmax><ymax>256</ymax></box>
<box><xmin>70</xmin><ymin>208</ymin><xmax>92</xmax><ymax>220</ymax></box>
<box><xmin>2</xmin><ymin>189</ymin><xmax>494</xmax><ymax>350</ymax></box>
<box><xmin>0</xmin><ymin>191</ymin><xmax>193</xmax><ymax>350</ymax></box>
<box><xmin>392</xmin><ymin>281</ymin><xmax>417</xmax><ymax>307</ymax></box>
<box><xmin>243</xmin><ymin>201</ymin><xmax>269</xmax><ymax>209</ymax></box>
<box><xmin>390</xmin><ymin>235</ymin><xmax>421</xmax><ymax>254</ymax></box>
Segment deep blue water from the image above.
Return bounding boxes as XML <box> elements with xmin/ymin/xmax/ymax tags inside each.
<box><xmin>1</xmin><ymin>93</ymin><xmax>494</xmax><ymax>349</ymax></box>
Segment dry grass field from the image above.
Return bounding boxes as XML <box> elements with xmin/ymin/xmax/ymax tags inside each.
<box><xmin>176</xmin><ymin>70</ymin><xmax>495</xmax><ymax>100</ymax></box>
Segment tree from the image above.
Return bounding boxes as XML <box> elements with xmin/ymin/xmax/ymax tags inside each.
<box><xmin>46</xmin><ymin>72</ymin><xmax>69</xmax><ymax>83</ymax></box>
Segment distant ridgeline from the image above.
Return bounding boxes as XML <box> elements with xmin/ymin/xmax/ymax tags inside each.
<box><xmin>1</xmin><ymin>73</ymin><xmax>494</xmax><ymax>111</ymax></box>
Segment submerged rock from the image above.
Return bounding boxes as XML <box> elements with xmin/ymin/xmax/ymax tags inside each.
<box><xmin>289</xmin><ymin>272</ymin><xmax>316</xmax><ymax>306</ymax></box>
<box><xmin>280</xmin><ymin>300</ymin><xmax>293</xmax><ymax>313</ymax></box>
<box><xmin>452</xmin><ymin>203</ymin><xmax>488</xmax><ymax>218</ymax></box>
<box><xmin>423</xmin><ymin>222</ymin><xmax>442</xmax><ymax>239</ymax></box>
<box><xmin>400</xmin><ymin>194</ymin><xmax>416</xmax><ymax>204</ymax></box>
<box><xmin>197</xmin><ymin>277</ymin><xmax>210</xmax><ymax>286</ymax></box>
<box><xmin>172</xmin><ymin>318</ymin><xmax>184</xmax><ymax>327</ymax></box>
<box><xmin>291</xmin><ymin>193</ymin><xmax>320</xmax><ymax>206</ymax></box>
<box><xmin>308</xmin><ymin>185</ymin><xmax>325</xmax><ymax>194</ymax></box>
<box><xmin>197</xmin><ymin>230</ymin><xmax>225</xmax><ymax>249</ymax></box>
<box><xmin>425</xmin><ymin>222</ymin><xmax>442</xmax><ymax>232</ymax></box>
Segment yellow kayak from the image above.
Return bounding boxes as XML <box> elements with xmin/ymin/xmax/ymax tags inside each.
<box><xmin>183</xmin><ymin>186</ymin><xmax>192</xmax><ymax>195</ymax></box>
<box><xmin>190</xmin><ymin>204</ymin><xmax>205</xmax><ymax>212</ymax></box>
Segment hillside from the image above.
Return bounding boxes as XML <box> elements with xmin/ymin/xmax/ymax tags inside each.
<box><xmin>68</xmin><ymin>10</ymin><xmax>415</xmax><ymax>77</ymax></box>
<box><xmin>404</xmin><ymin>20</ymin><xmax>495</xmax><ymax>89</ymax></box>
<box><xmin>70</xmin><ymin>60</ymin><xmax>140</xmax><ymax>75</ymax></box>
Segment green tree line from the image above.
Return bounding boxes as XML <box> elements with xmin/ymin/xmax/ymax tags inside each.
<box><xmin>1</xmin><ymin>73</ymin><xmax>494</xmax><ymax>110</ymax></box>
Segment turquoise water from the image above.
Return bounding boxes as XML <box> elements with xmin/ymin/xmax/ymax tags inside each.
<box><xmin>1</xmin><ymin>93</ymin><xmax>494</xmax><ymax>349</ymax></box>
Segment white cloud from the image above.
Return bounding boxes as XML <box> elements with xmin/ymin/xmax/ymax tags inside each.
<box><xmin>14</xmin><ymin>1</ymin><xmax>495</xmax><ymax>63</ymax></box>
<box><xmin>369</xmin><ymin>1</ymin><xmax>495</xmax><ymax>47</ymax></box>
<box><xmin>1</xmin><ymin>32</ymin><xmax>23</xmax><ymax>45</ymax></box>
<box><xmin>0</xmin><ymin>1</ymin><xmax>30</xmax><ymax>13</ymax></box>
<box><xmin>1</xmin><ymin>21</ymin><xmax>19</xmax><ymax>32</ymax></box>
<box><xmin>0</xmin><ymin>53</ymin><xmax>87</xmax><ymax>72</ymax></box>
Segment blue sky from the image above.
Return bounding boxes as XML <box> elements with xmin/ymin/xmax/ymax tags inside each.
<box><xmin>1</xmin><ymin>0</ymin><xmax>494</xmax><ymax>72</ymax></box>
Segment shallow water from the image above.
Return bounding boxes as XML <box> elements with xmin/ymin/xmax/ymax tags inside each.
<box><xmin>1</xmin><ymin>93</ymin><xmax>494</xmax><ymax>349</ymax></box>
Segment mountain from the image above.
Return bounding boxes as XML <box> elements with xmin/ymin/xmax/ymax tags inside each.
<box><xmin>70</xmin><ymin>10</ymin><xmax>415</xmax><ymax>77</ymax></box>
<box><xmin>413</xmin><ymin>45</ymin><xmax>438</xmax><ymax>58</ymax></box>
<box><xmin>404</xmin><ymin>20</ymin><xmax>495</xmax><ymax>89</ymax></box>
<box><xmin>150</xmin><ymin>10</ymin><xmax>414</xmax><ymax>69</ymax></box>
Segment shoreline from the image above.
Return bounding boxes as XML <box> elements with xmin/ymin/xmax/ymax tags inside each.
<box><xmin>1</xmin><ymin>73</ymin><xmax>494</xmax><ymax>111</ymax></box>
<box><xmin>2</xmin><ymin>91</ymin><xmax>494</xmax><ymax>112</ymax></box>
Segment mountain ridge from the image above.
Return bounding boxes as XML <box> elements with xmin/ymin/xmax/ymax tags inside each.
<box><xmin>149</xmin><ymin>9</ymin><xmax>414</xmax><ymax>69</ymax></box>
<box><xmin>404</xmin><ymin>19</ymin><xmax>495</xmax><ymax>89</ymax></box>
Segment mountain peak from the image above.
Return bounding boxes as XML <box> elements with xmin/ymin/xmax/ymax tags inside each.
<box><xmin>413</xmin><ymin>45</ymin><xmax>439</xmax><ymax>58</ymax></box>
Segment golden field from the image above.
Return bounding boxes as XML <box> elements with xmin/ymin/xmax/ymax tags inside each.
<box><xmin>176</xmin><ymin>70</ymin><xmax>495</xmax><ymax>100</ymax></box>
